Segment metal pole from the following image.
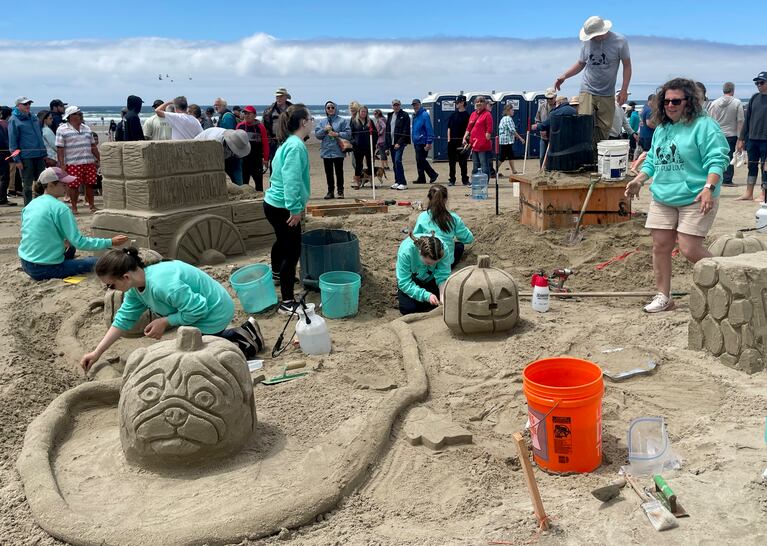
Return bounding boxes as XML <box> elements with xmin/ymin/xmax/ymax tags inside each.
<box><xmin>495</xmin><ymin>135</ymin><xmax>500</xmax><ymax>215</ymax></box>
<box><xmin>369</xmin><ymin>124</ymin><xmax>376</xmax><ymax>200</ymax></box>
<box><xmin>522</xmin><ymin>131</ymin><xmax>530</xmax><ymax>175</ymax></box>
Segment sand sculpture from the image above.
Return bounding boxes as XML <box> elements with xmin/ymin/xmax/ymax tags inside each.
<box><xmin>708</xmin><ymin>232</ymin><xmax>767</xmax><ymax>257</ymax></box>
<box><xmin>443</xmin><ymin>255</ymin><xmax>520</xmax><ymax>335</ymax></box>
<box><xmin>120</xmin><ymin>327</ymin><xmax>256</xmax><ymax>466</ymax></box>
<box><xmin>689</xmin><ymin>252</ymin><xmax>767</xmax><ymax>373</ymax></box>
<box><xmin>404</xmin><ymin>407</ymin><xmax>473</xmax><ymax>450</ymax></box>
<box><xmin>92</xmin><ymin>140</ymin><xmax>274</xmax><ymax>265</ymax></box>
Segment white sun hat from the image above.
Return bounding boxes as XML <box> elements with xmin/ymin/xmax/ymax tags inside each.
<box><xmin>580</xmin><ymin>16</ymin><xmax>612</xmax><ymax>41</ymax></box>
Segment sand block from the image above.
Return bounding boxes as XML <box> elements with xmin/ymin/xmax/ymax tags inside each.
<box><xmin>689</xmin><ymin>253</ymin><xmax>767</xmax><ymax>373</ymax></box>
<box><xmin>99</xmin><ymin>142</ymin><xmax>124</xmax><ymax>178</ymax></box>
<box><xmin>124</xmin><ymin>172</ymin><xmax>227</xmax><ymax>212</ymax></box>
<box><xmin>102</xmin><ymin>178</ymin><xmax>126</xmax><ymax>210</ymax></box>
<box><xmin>404</xmin><ymin>407</ymin><xmax>473</xmax><ymax>450</ymax></box>
<box><xmin>119</xmin><ymin>327</ymin><xmax>256</xmax><ymax>467</ymax></box>
<box><xmin>120</xmin><ymin>140</ymin><xmax>224</xmax><ymax>179</ymax></box>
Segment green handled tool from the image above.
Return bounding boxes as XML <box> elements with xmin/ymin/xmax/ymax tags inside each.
<box><xmin>261</xmin><ymin>367</ymin><xmax>309</xmax><ymax>385</ymax></box>
<box><xmin>652</xmin><ymin>475</ymin><xmax>689</xmax><ymax>518</ymax></box>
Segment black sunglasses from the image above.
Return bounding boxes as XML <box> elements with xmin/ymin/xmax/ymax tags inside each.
<box><xmin>757</xmin><ymin>81</ymin><xmax>766</xmax><ymax>86</ymax></box>
<box><xmin>663</xmin><ymin>98</ymin><xmax>686</xmax><ymax>106</ymax></box>
<box><xmin>326</xmin><ymin>105</ymin><xmax>336</xmax><ymax>109</ymax></box>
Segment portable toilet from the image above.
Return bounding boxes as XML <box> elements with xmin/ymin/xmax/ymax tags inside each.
<box><xmin>526</xmin><ymin>91</ymin><xmax>548</xmax><ymax>158</ymax></box>
<box><xmin>422</xmin><ymin>92</ymin><xmax>461</xmax><ymax>161</ymax></box>
<box><xmin>493</xmin><ymin>91</ymin><xmax>528</xmax><ymax>159</ymax></box>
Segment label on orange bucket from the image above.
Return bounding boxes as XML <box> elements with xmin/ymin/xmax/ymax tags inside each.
<box><xmin>528</xmin><ymin>408</ymin><xmax>548</xmax><ymax>461</ymax></box>
<box><xmin>553</xmin><ymin>416</ymin><xmax>572</xmax><ymax>459</ymax></box>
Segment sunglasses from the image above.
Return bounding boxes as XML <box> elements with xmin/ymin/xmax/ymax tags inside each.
<box><xmin>757</xmin><ymin>81</ymin><xmax>766</xmax><ymax>86</ymax></box>
<box><xmin>326</xmin><ymin>106</ymin><xmax>336</xmax><ymax>109</ymax></box>
<box><xmin>663</xmin><ymin>98</ymin><xmax>686</xmax><ymax>106</ymax></box>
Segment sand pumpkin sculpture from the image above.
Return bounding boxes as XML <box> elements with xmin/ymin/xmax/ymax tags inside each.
<box><xmin>443</xmin><ymin>255</ymin><xmax>520</xmax><ymax>335</ymax></box>
<box><xmin>119</xmin><ymin>326</ymin><xmax>256</xmax><ymax>466</ymax></box>
<box><xmin>708</xmin><ymin>232</ymin><xmax>767</xmax><ymax>257</ymax></box>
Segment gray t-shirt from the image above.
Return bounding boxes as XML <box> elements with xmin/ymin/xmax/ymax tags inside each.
<box><xmin>578</xmin><ymin>32</ymin><xmax>630</xmax><ymax>97</ymax></box>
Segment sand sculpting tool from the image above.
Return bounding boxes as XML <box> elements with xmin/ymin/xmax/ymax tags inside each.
<box><xmin>591</xmin><ymin>478</ymin><xmax>627</xmax><ymax>502</ymax></box>
<box><xmin>648</xmin><ymin>475</ymin><xmax>689</xmax><ymax>518</ymax></box>
<box><xmin>261</xmin><ymin>367</ymin><xmax>309</xmax><ymax>385</ymax></box>
<box><xmin>625</xmin><ymin>475</ymin><xmax>678</xmax><ymax>531</ymax></box>
<box><xmin>567</xmin><ymin>174</ymin><xmax>600</xmax><ymax>245</ymax></box>
<box><xmin>512</xmin><ymin>432</ymin><xmax>551</xmax><ymax>530</ymax></box>
<box><xmin>603</xmin><ymin>360</ymin><xmax>657</xmax><ymax>382</ymax></box>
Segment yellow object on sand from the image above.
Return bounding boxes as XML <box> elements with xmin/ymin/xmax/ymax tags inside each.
<box><xmin>62</xmin><ymin>276</ymin><xmax>87</xmax><ymax>284</ymax></box>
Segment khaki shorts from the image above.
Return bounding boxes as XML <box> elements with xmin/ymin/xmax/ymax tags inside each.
<box><xmin>578</xmin><ymin>93</ymin><xmax>614</xmax><ymax>144</ymax></box>
<box><xmin>645</xmin><ymin>198</ymin><xmax>718</xmax><ymax>237</ymax></box>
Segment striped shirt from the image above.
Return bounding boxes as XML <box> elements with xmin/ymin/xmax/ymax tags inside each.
<box><xmin>55</xmin><ymin>123</ymin><xmax>96</xmax><ymax>165</ymax></box>
<box><xmin>498</xmin><ymin>116</ymin><xmax>518</xmax><ymax>146</ymax></box>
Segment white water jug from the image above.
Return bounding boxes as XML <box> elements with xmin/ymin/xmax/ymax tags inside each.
<box><xmin>756</xmin><ymin>203</ymin><xmax>767</xmax><ymax>233</ymax></box>
<box><xmin>295</xmin><ymin>303</ymin><xmax>332</xmax><ymax>355</ymax></box>
<box><xmin>531</xmin><ymin>274</ymin><xmax>550</xmax><ymax>313</ymax></box>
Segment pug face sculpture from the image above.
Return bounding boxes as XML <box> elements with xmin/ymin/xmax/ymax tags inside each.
<box><xmin>118</xmin><ymin>326</ymin><xmax>256</xmax><ymax>467</ymax></box>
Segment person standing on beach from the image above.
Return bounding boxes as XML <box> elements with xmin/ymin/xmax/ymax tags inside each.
<box><xmin>736</xmin><ymin>71</ymin><xmax>767</xmax><ymax>201</ymax></box>
<box><xmin>142</xmin><ymin>99</ymin><xmax>172</xmax><ymax>140</ymax></box>
<box><xmin>708</xmin><ymin>82</ymin><xmax>744</xmax><ymax>187</ymax></box>
<box><xmin>463</xmin><ymin>96</ymin><xmax>494</xmax><ymax>178</ymax></box>
<box><xmin>120</xmin><ymin>95</ymin><xmax>145</xmax><ymax>141</ymax></box>
<box><xmin>447</xmin><ymin>95</ymin><xmax>470</xmax><ymax>186</ymax></box>
<box><xmin>498</xmin><ymin>103</ymin><xmax>525</xmax><ymax>175</ymax></box>
<box><xmin>0</xmin><ymin>107</ymin><xmax>18</xmax><ymax>206</ymax></box>
<box><xmin>155</xmin><ymin>96</ymin><xmax>202</xmax><ymax>140</ymax></box>
<box><xmin>373</xmin><ymin>109</ymin><xmax>389</xmax><ymax>170</ymax></box>
<box><xmin>386</xmin><ymin>99</ymin><xmax>411</xmax><ymax>190</ymax></box>
<box><xmin>9</xmin><ymin>97</ymin><xmax>47</xmax><ymax>205</ymax></box>
<box><xmin>639</xmin><ymin>94</ymin><xmax>656</xmax><ymax>154</ymax></box>
<box><xmin>263</xmin><ymin>88</ymin><xmax>293</xmax><ymax>166</ymax></box>
<box><xmin>37</xmin><ymin>110</ymin><xmax>57</xmax><ymax>166</ymax></box>
<box><xmin>56</xmin><ymin>106</ymin><xmax>100</xmax><ymax>213</ymax></box>
<box><xmin>236</xmin><ymin>106</ymin><xmax>270</xmax><ymax>192</ymax></box>
<box><xmin>202</xmin><ymin>107</ymin><xmax>215</xmax><ymax>129</ymax></box>
<box><xmin>315</xmin><ymin>100</ymin><xmax>351</xmax><ymax>200</ymax></box>
<box><xmin>554</xmin><ymin>15</ymin><xmax>631</xmax><ymax>149</ymax></box>
<box><xmin>214</xmin><ymin>98</ymin><xmax>238</xmax><ymax>130</ymax></box>
<box><xmin>533</xmin><ymin>88</ymin><xmax>557</xmax><ymax>165</ymax></box>
<box><xmin>411</xmin><ymin>98</ymin><xmax>438</xmax><ymax>186</ymax></box>
<box><xmin>350</xmin><ymin>105</ymin><xmax>378</xmax><ymax>190</ymax></box>
<box><xmin>49</xmin><ymin>99</ymin><xmax>67</xmax><ymax>134</ymax></box>
<box><xmin>263</xmin><ymin>104</ymin><xmax>313</xmax><ymax>316</ymax></box>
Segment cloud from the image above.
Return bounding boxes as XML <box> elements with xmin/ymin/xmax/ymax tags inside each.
<box><xmin>0</xmin><ymin>34</ymin><xmax>762</xmax><ymax>105</ymax></box>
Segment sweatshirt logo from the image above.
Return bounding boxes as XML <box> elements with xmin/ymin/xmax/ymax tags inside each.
<box><xmin>655</xmin><ymin>142</ymin><xmax>685</xmax><ymax>172</ymax></box>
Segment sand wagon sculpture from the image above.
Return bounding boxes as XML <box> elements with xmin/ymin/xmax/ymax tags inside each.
<box><xmin>443</xmin><ymin>255</ymin><xmax>520</xmax><ymax>335</ymax></box>
<box><xmin>92</xmin><ymin>140</ymin><xmax>274</xmax><ymax>264</ymax></box>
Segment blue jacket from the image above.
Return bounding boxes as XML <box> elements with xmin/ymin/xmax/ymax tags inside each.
<box><xmin>8</xmin><ymin>108</ymin><xmax>45</xmax><ymax>161</ymax></box>
<box><xmin>411</xmin><ymin>108</ymin><xmax>434</xmax><ymax>145</ymax></box>
<box><xmin>314</xmin><ymin>114</ymin><xmax>351</xmax><ymax>159</ymax></box>
<box><xmin>537</xmin><ymin>103</ymin><xmax>578</xmax><ymax>132</ymax></box>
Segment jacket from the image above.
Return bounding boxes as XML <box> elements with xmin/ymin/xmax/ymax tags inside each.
<box><xmin>708</xmin><ymin>95</ymin><xmax>744</xmax><ymax>138</ymax></box>
<box><xmin>537</xmin><ymin>103</ymin><xmax>578</xmax><ymax>132</ymax></box>
<box><xmin>740</xmin><ymin>92</ymin><xmax>767</xmax><ymax>142</ymax></box>
<box><xmin>350</xmin><ymin>117</ymin><xmax>378</xmax><ymax>153</ymax></box>
<box><xmin>386</xmin><ymin>110</ymin><xmax>411</xmax><ymax>148</ymax></box>
<box><xmin>218</xmin><ymin>109</ymin><xmax>237</xmax><ymax>130</ymax></box>
<box><xmin>263</xmin><ymin>101</ymin><xmax>293</xmax><ymax>141</ymax></box>
<box><xmin>467</xmin><ymin>109</ymin><xmax>493</xmax><ymax>152</ymax></box>
<box><xmin>8</xmin><ymin>108</ymin><xmax>46</xmax><ymax>161</ymax></box>
<box><xmin>411</xmin><ymin>108</ymin><xmax>434</xmax><ymax>146</ymax></box>
<box><xmin>236</xmin><ymin>120</ymin><xmax>270</xmax><ymax>159</ymax></box>
<box><xmin>264</xmin><ymin>135</ymin><xmax>310</xmax><ymax>214</ymax></box>
<box><xmin>0</xmin><ymin>120</ymin><xmax>8</xmax><ymax>152</ymax></box>
<box><xmin>314</xmin><ymin>114</ymin><xmax>351</xmax><ymax>159</ymax></box>
<box><xmin>119</xmin><ymin>95</ymin><xmax>144</xmax><ymax>141</ymax></box>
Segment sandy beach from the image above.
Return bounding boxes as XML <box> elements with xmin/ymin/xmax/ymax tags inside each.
<box><xmin>1</xmin><ymin>137</ymin><xmax>766</xmax><ymax>545</ymax></box>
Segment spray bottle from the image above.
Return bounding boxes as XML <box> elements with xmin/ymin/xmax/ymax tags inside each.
<box><xmin>295</xmin><ymin>302</ymin><xmax>331</xmax><ymax>355</ymax></box>
<box><xmin>531</xmin><ymin>273</ymin><xmax>550</xmax><ymax>313</ymax></box>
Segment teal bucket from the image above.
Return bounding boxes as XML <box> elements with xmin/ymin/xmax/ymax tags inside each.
<box><xmin>319</xmin><ymin>271</ymin><xmax>362</xmax><ymax>319</ymax></box>
<box><xmin>230</xmin><ymin>264</ymin><xmax>277</xmax><ymax>313</ymax></box>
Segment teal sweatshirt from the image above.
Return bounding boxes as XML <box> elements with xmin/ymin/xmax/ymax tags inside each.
<box><xmin>264</xmin><ymin>135</ymin><xmax>310</xmax><ymax>214</ymax></box>
<box><xmin>396</xmin><ymin>238</ymin><xmax>451</xmax><ymax>302</ymax></box>
<box><xmin>641</xmin><ymin>115</ymin><xmax>729</xmax><ymax>207</ymax></box>
<box><xmin>18</xmin><ymin>194</ymin><xmax>112</xmax><ymax>264</ymax></box>
<box><xmin>413</xmin><ymin>210</ymin><xmax>474</xmax><ymax>265</ymax></box>
<box><xmin>112</xmin><ymin>260</ymin><xmax>235</xmax><ymax>334</ymax></box>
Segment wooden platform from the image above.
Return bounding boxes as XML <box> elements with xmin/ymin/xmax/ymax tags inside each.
<box><xmin>510</xmin><ymin>174</ymin><xmax>631</xmax><ymax>231</ymax></box>
<box><xmin>307</xmin><ymin>201</ymin><xmax>389</xmax><ymax>217</ymax></box>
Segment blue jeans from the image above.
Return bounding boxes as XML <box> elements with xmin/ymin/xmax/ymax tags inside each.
<box><xmin>390</xmin><ymin>145</ymin><xmax>407</xmax><ymax>184</ymax></box>
<box><xmin>20</xmin><ymin>246</ymin><xmax>98</xmax><ymax>281</ymax></box>
<box><xmin>539</xmin><ymin>139</ymin><xmax>548</xmax><ymax>166</ymax></box>
<box><xmin>225</xmin><ymin>156</ymin><xmax>243</xmax><ymax>185</ymax></box>
<box><xmin>746</xmin><ymin>139</ymin><xmax>767</xmax><ymax>186</ymax></box>
<box><xmin>472</xmin><ymin>151</ymin><xmax>490</xmax><ymax>177</ymax></box>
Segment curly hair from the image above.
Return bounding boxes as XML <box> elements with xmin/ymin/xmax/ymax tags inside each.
<box><xmin>651</xmin><ymin>77</ymin><xmax>703</xmax><ymax>126</ymax></box>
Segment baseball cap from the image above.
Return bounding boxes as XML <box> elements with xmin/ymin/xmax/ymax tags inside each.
<box><xmin>15</xmin><ymin>97</ymin><xmax>33</xmax><ymax>105</ymax></box>
<box><xmin>411</xmin><ymin>98</ymin><xmax>421</xmax><ymax>105</ymax></box>
<box><xmin>544</xmin><ymin>87</ymin><xmax>557</xmax><ymax>99</ymax></box>
<box><xmin>754</xmin><ymin>71</ymin><xmax>767</xmax><ymax>82</ymax></box>
<box><xmin>152</xmin><ymin>99</ymin><xmax>164</xmax><ymax>109</ymax></box>
<box><xmin>243</xmin><ymin>105</ymin><xmax>257</xmax><ymax>114</ymax></box>
<box><xmin>50</xmin><ymin>99</ymin><xmax>67</xmax><ymax>108</ymax></box>
<box><xmin>38</xmin><ymin>167</ymin><xmax>77</xmax><ymax>186</ymax></box>
<box><xmin>275</xmin><ymin>87</ymin><xmax>291</xmax><ymax>99</ymax></box>
<box><xmin>64</xmin><ymin>105</ymin><xmax>82</xmax><ymax>119</ymax></box>
<box><xmin>391</xmin><ymin>99</ymin><xmax>402</xmax><ymax>105</ymax></box>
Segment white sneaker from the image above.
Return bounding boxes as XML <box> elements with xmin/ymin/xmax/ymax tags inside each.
<box><xmin>643</xmin><ymin>293</ymin><xmax>675</xmax><ymax>313</ymax></box>
<box><xmin>395</xmin><ymin>184</ymin><xmax>407</xmax><ymax>191</ymax></box>
<box><xmin>390</xmin><ymin>182</ymin><xmax>400</xmax><ymax>190</ymax></box>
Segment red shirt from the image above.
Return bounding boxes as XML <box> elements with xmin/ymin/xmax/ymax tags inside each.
<box><xmin>467</xmin><ymin>109</ymin><xmax>493</xmax><ymax>152</ymax></box>
<box><xmin>236</xmin><ymin>121</ymin><xmax>269</xmax><ymax>158</ymax></box>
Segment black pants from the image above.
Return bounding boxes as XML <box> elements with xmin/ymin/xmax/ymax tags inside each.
<box><xmin>213</xmin><ymin>327</ymin><xmax>260</xmax><ymax>359</ymax></box>
<box><xmin>447</xmin><ymin>141</ymin><xmax>468</xmax><ymax>184</ymax></box>
<box><xmin>0</xmin><ymin>152</ymin><xmax>9</xmax><ymax>202</ymax></box>
<box><xmin>242</xmin><ymin>154</ymin><xmax>264</xmax><ymax>191</ymax></box>
<box><xmin>452</xmin><ymin>242</ymin><xmax>465</xmax><ymax>268</ymax></box>
<box><xmin>353</xmin><ymin>148</ymin><xmax>373</xmax><ymax>178</ymax></box>
<box><xmin>398</xmin><ymin>276</ymin><xmax>439</xmax><ymax>315</ymax></box>
<box><xmin>264</xmin><ymin>201</ymin><xmax>302</xmax><ymax>301</ymax></box>
<box><xmin>414</xmin><ymin>144</ymin><xmax>437</xmax><ymax>183</ymax></box>
<box><xmin>323</xmin><ymin>157</ymin><xmax>345</xmax><ymax>194</ymax></box>
<box><xmin>723</xmin><ymin>135</ymin><xmax>738</xmax><ymax>184</ymax></box>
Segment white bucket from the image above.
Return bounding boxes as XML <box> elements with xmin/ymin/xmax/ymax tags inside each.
<box><xmin>597</xmin><ymin>140</ymin><xmax>630</xmax><ymax>181</ymax></box>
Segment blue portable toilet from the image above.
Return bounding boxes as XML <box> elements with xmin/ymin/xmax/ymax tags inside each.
<box><xmin>526</xmin><ymin>91</ymin><xmax>547</xmax><ymax>158</ymax></box>
<box><xmin>493</xmin><ymin>91</ymin><xmax>528</xmax><ymax>159</ymax></box>
<box><xmin>422</xmin><ymin>92</ymin><xmax>461</xmax><ymax>161</ymax></box>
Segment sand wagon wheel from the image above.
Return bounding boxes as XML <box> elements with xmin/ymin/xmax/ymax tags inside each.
<box><xmin>168</xmin><ymin>214</ymin><xmax>246</xmax><ymax>265</ymax></box>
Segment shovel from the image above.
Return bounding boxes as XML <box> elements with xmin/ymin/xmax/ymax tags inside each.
<box><xmin>567</xmin><ymin>174</ymin><xmax>600</xmax><ymax>245</ymax></box>
<box><xmin>591</xmin><ymin>478</ymin><xmax>627</xmax><ymax>502</ymax></box>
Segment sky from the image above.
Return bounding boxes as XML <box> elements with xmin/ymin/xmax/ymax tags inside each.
<box><xmin>0</xmin><ymin>1</ymin><xmax>764</xmax><ymax>105</ymax></box>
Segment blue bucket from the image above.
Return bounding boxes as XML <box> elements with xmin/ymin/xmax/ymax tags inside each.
<box><xmin>230</xmin><ymin>264</ymin><xmax>277</xmax><ymax>313</ymax></box>
<box><xmin>319</xmin><ymin>271</ymin><xmax>362</xmax><ymax>319</ymax></box>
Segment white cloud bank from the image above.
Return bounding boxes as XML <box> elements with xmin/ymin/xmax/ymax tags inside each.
<box><xmin>0</xmin><ymin>34</ymin><xmax>763</xmax><ymax>105</ymax></box>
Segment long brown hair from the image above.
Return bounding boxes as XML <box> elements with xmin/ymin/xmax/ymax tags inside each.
<box><xmin>652</xmin><ymin>78</ymin><xmax>703</xmax><ymax>126</ymax></box>
<box><xmin>426</xmin><ymin>184</ymin><xmax>454</xmax><ymax>232</ymax></box>
<box><xmin>409</xmin><ymin>231</ymin><xmax>444</xmax><ymax>261</ymax></box>
<box><xmin>95</xmin><ymin>247</ymin><xmax>146</xmax><ymax>277</ymax></box>
<box><xmin>276</xmin><ymin>104</ymin><xmax>310</xmax><ymax>143</ymax></box>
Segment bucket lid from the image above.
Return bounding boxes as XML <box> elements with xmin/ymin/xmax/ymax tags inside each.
<box><xmin>531</xmin><ymin>274</ymin><xmax>549</xmax><ymax>288</ymax></box>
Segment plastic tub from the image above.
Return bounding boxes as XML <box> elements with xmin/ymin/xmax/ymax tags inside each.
<box><xmin>597</xmin><ymin>140</ymin><xmax>630</xmax><ymax>180</ymax></box>
<box><xmin>319</xmin><ymin>271</ymin><xmax>362</xmax><ymax>319</ymax></box>
<box><xmin>523</xmin><ymin>356</ymin><xmax>604</xmax><ymax>473</ymax></box>
<box><xmin>230</xmin><ymin>264</ymin><xmax>277</xmax><ymax>313</ymax></box>
<box><xmin>300</xmin><ymin>229</ymin><xmax>362</xmax><ymax>289</ymax></box>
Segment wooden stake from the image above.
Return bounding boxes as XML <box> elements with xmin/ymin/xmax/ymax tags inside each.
<box><xmin>513</xmin><ymin>432</ymin><xmax>550</xmax><ymax>530</ymax></box>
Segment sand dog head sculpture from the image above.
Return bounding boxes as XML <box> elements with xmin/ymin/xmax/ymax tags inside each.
<box><xmin>119</xmin><ymin>326</ymin><xmax>256</xmax><ymax>466</ymax></box>
<box><xmin>443</xmin><ymin>255</ymin><xmax>519</xmax><ymax>335</ymax></box>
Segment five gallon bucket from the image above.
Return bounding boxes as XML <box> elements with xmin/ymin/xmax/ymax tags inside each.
<box><xmin>230</xmin><ymin>264</ymin><xmax>278</xmax><ymax>313</ymax></box>
<box><xmin>522</xmin><ymin>356</ymin><xmax>604</xmax><ymax>473</ymax></box>
<box><xmin>319</xmin><ymin>271</ymin><xmax>361</xmax><ymax>319</ymax></box>
<box><xmin>597</xmin><ymin>140</ymin><xmax>629</xmax><ymax>180</ymax></box>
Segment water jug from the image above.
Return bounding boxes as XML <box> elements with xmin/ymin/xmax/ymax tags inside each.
<box><xmin>756</xmin><ymin>203</ymin><xmax>767</xmax><ymax>233</ymax></box>
<box><xmin>531</xmin><ymin>274</ymin><xmax>550</xmax><ymax>313</ymax></box>
<box><xmin>471</xmin><ymin>172</ymin><xmax>488</xmax><ymax>200</ymax></box>
<box><xmin>295</xmin><ymin>303</ymin><xmax>332</xmax><ymax>355</ymax></box>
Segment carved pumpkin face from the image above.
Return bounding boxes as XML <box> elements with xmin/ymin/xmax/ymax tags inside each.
<box><xmin>443</xmin><ymin>255</ymin><xmax>520</xmax><ymax>335</ymax></box>
<box><xmin>119</xmin><ymin>327</ymin><xmax>256</xmax><ymax>467</ymax></box>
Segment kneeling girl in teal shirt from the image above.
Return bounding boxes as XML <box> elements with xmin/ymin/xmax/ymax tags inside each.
<box><xmin>80</xmin><ymin>247</ymin><xmax>263</xmax><ymax>371</ymax></box>
<box><xmin>396</xmin><ymin>232</ymin><xmax>450</xmax><ymax>315</ymax></box>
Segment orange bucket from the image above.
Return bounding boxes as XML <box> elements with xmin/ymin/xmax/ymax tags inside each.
<box><xmin>522</xmin><ymin>356</ymin><xmax>604</xmax><ymax>473</ymax></box>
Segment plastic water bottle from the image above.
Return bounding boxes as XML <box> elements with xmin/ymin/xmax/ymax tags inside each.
<box><xmin>756</xmin><ymin>203</ymin><xmax>767</xmax><ymax>233</ymax></box>
<box><xmin>295</xmin><ymin>303</ymin><xmax>332</xmax><ymax>355</ymax></box>
<box><xmin>531</xmin><ymin>274</ymin><xmax>550</xmax><ymax>313</ymax></box>
<box><xmin>471</xmin><ymin>172</ymin><xmax>488</xmax><ymax>200</ymax></box>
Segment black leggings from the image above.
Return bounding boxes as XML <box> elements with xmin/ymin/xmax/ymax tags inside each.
<box><xmin>264</xmin><ymin>201</ymin><xmax>302</xmax><ymax>301</ymax></box>
<box><xmin>323</xmin><ymin>157</ymin><xmax>344</xmax><ymax>193</ymax></box>
<box><xmin>242</xmin><ymin>154</ymin><xmax>264</xmax><ymax>191</ymax></box>
<box><xmin>398</xmin><ymin>277</ymin><xmax>439</xmax><ymax>315</ymax></box>
<box><xmin>353</xmin><ymin>148</ymin><xmax>373</xmax><ymax>178</ymax></box>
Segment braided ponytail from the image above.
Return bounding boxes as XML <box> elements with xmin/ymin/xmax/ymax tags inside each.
<box><xmin>409</xmin><ymin>231</ymin><xmax>444</xmax><ymax>261</ymax></box>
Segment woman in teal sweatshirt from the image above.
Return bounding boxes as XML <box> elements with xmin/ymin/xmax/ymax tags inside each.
<box><xmin>18</xmin><ymin>167</ymin><xmax>128</xmax><ymax>280</ymax></box>
<box><xmin>263</xmin><ymin>104</ymin><xmax>313</xmax><ymax>315</ymax></box>
<box><xmin>396</xmin><ymin>232</ymin><xmax>450</xmax><ymax>315</ymax></box>
<box><xmin>80</xmin><ymin>247</ymin><xmax>263</xmax><ymax>371</ymax></box>
<box><xmin>625</xmin><ymin>77</ymin><xmax>729</xmax><ymax>313</ymax></box>
<box><xmin>413</xmin><ymin>184</ymin><xmax>474</xmax><ymax>268</ymax></box>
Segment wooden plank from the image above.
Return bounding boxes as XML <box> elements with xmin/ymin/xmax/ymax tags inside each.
<box><xmin>309</xmin><ymin>205</ymin><xmax>388</xmax><ymax>217</ymax></box>
<box><xmin>306</xmin><ymin>202</ymin><xmax>379</xmax><ymax>211</ymax></box>
<box><xmin>513</xmin><ymin>432</ymin><xmax>550</xmax><ymax>530</ymax></box>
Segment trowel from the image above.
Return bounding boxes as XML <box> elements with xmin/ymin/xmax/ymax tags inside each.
<box><xmin>591</xmin><ymin>478</ymin><xmax>627</xmax><ymax>502</ymax></box>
